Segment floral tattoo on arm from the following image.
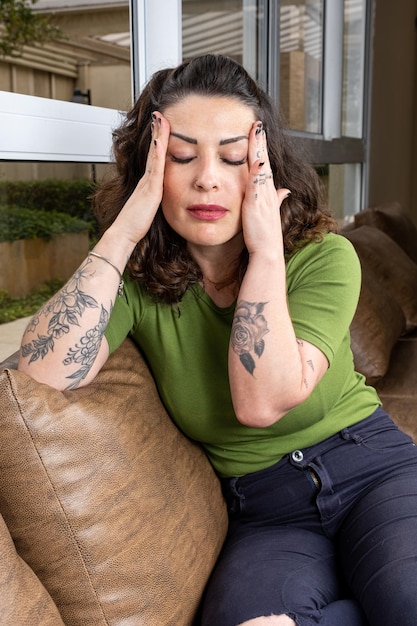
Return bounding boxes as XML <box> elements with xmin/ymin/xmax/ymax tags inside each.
<box><xmin>231</xmin><ymin>300</ymin><xmax>269</xmax><ymax>376</ymax></box>
<box><xmin>21</xmin><ymin>257</ymin><xmax>112</xmax><ymax>388</ymax></box>
<box><xmin>63</xmin><ymin>305</ymin><xmax>110</xmax><ymax>389</ymax></box>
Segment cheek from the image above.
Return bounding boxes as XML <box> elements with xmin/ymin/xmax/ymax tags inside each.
<box><xmin>161</xmin><ymin>181</ymin><xmax>185</xmax><ymax>232</ymax></box>
<box><xmin>161</xmin><ymin>171</ymin><xmax>179</xmax><ymax>209</ymax></box>
<box><xmin>237</xmin><ymin>168</ymin><xmax>250</xmax><ymax>196</ymax></box>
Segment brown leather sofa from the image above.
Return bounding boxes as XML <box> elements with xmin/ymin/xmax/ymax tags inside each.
<box><xmin>0</xmin><ymin>340</ymin><xmax>228</xmax><ymax>626</ymax></box>
<box><xmin>1</xmin><ymin>201</ymin><xmax>416</xmax><ymax>625</ymax></box>
<box><xmin>341</xmin><ymin>202</ymin><xmax>417</xmax><ymax>443</ymax></box>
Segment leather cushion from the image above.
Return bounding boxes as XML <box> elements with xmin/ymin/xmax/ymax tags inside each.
<box><xmin>354</xmin><ymin>202</ymin><xmax>417</xmax><ymax>265</ymax></box>
<box><xmin>349</xmin><ymin>261</ymin><xmax>405</xmax><ymax>383</ymax></box>
<box><xmin>0</xmin><ymin>512</ymin><xmax>64</xmax><ymax>625</ymax></box>
<box><xmin>344</xmin><ymin>225</ymin><xmax>417</xmax><ymax>332</ymax></box>
<box><xmin>375</xmin><ymin>336</ymin><xmax>417</xmax><ymax>443</ymax></box>
<box><xmin>0</xmin><ymin>339</ymin><xmax>227</xmax><ymax>626</ymax></box>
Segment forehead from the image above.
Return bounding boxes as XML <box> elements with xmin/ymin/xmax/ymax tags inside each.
<box><xmin>163</xmin><ymin>94</ymin><xmax>256</xmax><ymax>135</ymax></box>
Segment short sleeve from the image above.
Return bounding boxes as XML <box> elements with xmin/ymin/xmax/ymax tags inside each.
<box><xmin>104</xmin><ymin>275</ymin><xmax>140</xmax><ymax>354</ymax></box>
<box><xmin>286</xmin><ymin>234</ymin><xmax>361</xmax><ymax>365</ymax></box>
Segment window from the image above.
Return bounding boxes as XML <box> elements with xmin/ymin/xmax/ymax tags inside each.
<box><xmin>1</xmin><ymin>0</ymin><xmax>373</xmax><ymax>222</ymax></box>
<box><xmin>279</xmin><ymin>0</ymin><xmax>324</xmax><ymax>134</ymax></box>
<box><xmin>177</xmin><ymin>0</ymin><xmax>372</xmax><ymax>222</ymax></box>
<box><xmin>281</xmin><ymin>0</ymin><xmax>371</xmax><ymax>223</ymax></box>
<box><xmin>0</xmin><ymin>0</ymin><xmax>131</xmax><ymax>179</ymax></box>
<box><xmin>181</xmin><ymin>0</ymin><xmax>268</xmax><ymax>87</ymax></box>
<box><xmin>0</xmin><ymin>0</ymin><xmax>131</xmax><ymax>110</ymax></box>
<box><xmin>342</xmin><ymin>0</ymin><xmax>367</xmax><ymax>138</ymax></box>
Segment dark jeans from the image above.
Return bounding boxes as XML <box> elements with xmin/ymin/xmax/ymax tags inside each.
<box><xmin>201</xmin><ymin>409</ymin><xmax>417</xmax><ymax>626</ymax></box>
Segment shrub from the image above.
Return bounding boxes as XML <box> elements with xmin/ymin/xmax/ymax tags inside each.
<box><xmin>0</xmin><ymin>280</ymin><xmax>64</xmax><ymax>324</ymax></box>
<box><xmin>0</xmin><ymin>179</ymin><xmax>95</xmax><ymax>223</ymax></box>
<box><xmin>0</xmin><ymin>205</ymin><xmax>91</xmax><ymax>242</ymax></box>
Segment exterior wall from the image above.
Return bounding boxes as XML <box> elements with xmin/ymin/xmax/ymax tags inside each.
<box><xmin>90</xmin><ymin>64</ymin><xmax>132</xmax><ymax>110</ymax></box>
<box><xmin>0</xmin><ymin>232</ymin><xmax>89</xmax><ymax>297</ymax></box>
<box><xmin>368</xmin><ymin>0</ymin><xmax>417</xmax><ymax>222</ymax></box>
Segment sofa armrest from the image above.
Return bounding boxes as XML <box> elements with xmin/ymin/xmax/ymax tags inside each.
<box><xmin>0</xmin><ymin>350</ymin><xmax>19</xmax><ymax>371</ymax></box>
<box><xmin>0</xmin><ymin>512</ymin><xmax>64</xmax><ymax>625</ymax></box>
<box><xmin>0</xmin><ymin>338</ymin><xmax>227</xmax><ymax>626</ymax></box>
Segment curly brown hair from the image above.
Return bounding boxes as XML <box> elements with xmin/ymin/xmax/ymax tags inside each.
<box><xmin>94</xmin><ymin>54</ymin><xmax>336</xmax><ymax>304</ymax></box>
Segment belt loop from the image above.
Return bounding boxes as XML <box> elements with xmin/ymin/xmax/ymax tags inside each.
<box><xmin>341</xmin><ymin>428</ymin><xmax>363</xmax><ymax>444</ymax></box>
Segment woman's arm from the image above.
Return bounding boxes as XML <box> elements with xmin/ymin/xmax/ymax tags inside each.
<box><xmin>18</xmin><ymin>113</ymin><xmax>170</xmax><ymax>390</ymax></box>
<box><xmin>228</xmin><ymin>123</ymin><xmax>328</xmax><ymax>427</ymax></box>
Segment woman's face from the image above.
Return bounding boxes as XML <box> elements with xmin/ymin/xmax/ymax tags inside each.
<box><xmin>161</xmin><ymin>94</ymin><xmax>256</xmax><ymax>254</ymax></box>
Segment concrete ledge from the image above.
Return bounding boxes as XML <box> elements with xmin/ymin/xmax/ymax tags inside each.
<box><xmin>0</xmin><ymin>317</ymin><xmax>31</xmax><ymax>363</ymax></box>
<box><xmin>0</xmin><ymin>232</ymin><xmax>89</xmax><ymax>297</ymax></box>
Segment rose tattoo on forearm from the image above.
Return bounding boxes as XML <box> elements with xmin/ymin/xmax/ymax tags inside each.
<box><xmin>231</xmin><ymin>300</ymin><xmax>269</xmax><ymax>375</ymax></box>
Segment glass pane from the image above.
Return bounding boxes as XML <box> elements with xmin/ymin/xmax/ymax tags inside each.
<box><xmin>342</xmin><ymin>0</ymin><xmax>366</xmax><ymax>137</ymax></box>
<box><xmin>326</xmin><ymin>163</ymin><xmax>362</xmax><ymax>226</ymax></box>
<box><xmin>182</xmin><ymin>0</ymin><xmax>266</xmax><ymax>84</ymax></box>
<box><xmin>279</xmin><ymin>0</ymin><xmax>324</xmax><ymax>133</ymax></box>
<box><xmin>0</xmin><ymin>0</ymin><xmax>131</xmax><ymax>110</ymax></box>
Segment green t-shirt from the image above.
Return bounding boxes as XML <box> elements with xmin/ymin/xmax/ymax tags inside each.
<box><xmin>105</xmin><ymin>233</ymin><xmax>380</xmax><ymax>477</ymax></box>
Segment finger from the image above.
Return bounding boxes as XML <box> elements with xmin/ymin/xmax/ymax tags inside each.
<box><xmin>249</xmin><ymin>122</ymin><xmax>277</xmax><ymax>187</ymax></box>
<box><xmin>276</xmin><ymin>187</ymin><xmax>291</xmax><ymax>206</ymax></box>
<box><xmin>144</xmin><ymin>111</ymin><xmax>170</xmax><ymax>177</ymax></box>
<box><xmin>248</xmin><ymin>120</ymin><xmax>265</xmax><ymax>169</ymax></box>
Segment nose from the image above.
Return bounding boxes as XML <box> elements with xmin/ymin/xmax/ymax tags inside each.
<box><xmin>193</xmin><ymin>157</ymin><xmax>219</xmax><ymax>191</ymax></box>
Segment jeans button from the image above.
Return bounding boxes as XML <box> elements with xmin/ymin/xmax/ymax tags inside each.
<box><xmin>291</xmin><ymin>450</ymin><xmax>304</xmax><ymax>463</ymax></box>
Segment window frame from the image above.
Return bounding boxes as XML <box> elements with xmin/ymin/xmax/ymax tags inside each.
<box><xmin>0</xmin><ymin>0</ymin><xmax>181</xmax><ymax>163</ymax></box>
<box><xmin>280</xmin><ymin>0</ymin><xmax>374</xmax><ymax>210</ymax></box>
<box><xmin>0</xmin><ymin>0</ymin><xmax>373</xmax><ymax>212</ymax></box>
<box><xmin>0</xmin><ymin>90</ymin><xmax>122</xmax><ymax>162</ymax></box>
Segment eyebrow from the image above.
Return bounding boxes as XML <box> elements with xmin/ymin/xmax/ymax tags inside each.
<box><xmin>170</xmin><ymin>132</ymin><xmax>248</xmax><ymax>146</ymax></box>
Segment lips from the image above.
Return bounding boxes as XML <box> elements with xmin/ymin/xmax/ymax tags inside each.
<box><xmin>187</xmin><ymin>204</ymin><xmax>228</xmax><ymax>221</ymax></box>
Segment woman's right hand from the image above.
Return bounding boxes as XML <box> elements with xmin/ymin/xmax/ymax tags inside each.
<box><xmin>108</xmin><ymin>111</ymin><xmax>171</xmax><ymax>250</ymax></box>
<box><xmin>17</xmin><ymin>112</ymin><xmax>171</xmax><ymax>390</ymax></box>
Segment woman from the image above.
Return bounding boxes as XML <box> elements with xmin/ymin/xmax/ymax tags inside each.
<box><xmin>18</xmin><ymin>55</ymin><xmax>417</xmax><ymax>626</ymax></box>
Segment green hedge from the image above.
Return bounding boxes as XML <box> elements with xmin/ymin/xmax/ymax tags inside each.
<box><xmin>0</xmin><ymin>179</ymin><xmax>95</xmax><ymax>222</ymax></box>
<box><xmin>0</xmin><ymin>280</ymin><xmax>64</xmax><ymax>324</ymax></box>
<box><xmin>0</xmin><ymin>205</ymin><xmax>91</xmax><ymax>242</ymax></box>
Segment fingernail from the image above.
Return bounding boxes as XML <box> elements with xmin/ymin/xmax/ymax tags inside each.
<box><xmin>255</xmin><ymin>122</ymin><xmax>263</xmax><ymax>135</ymax></box>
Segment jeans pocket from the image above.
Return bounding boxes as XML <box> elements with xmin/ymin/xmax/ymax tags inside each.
<box><xmin>341</xmin><ymin>410</ymin><xmax>415</xmax><ymax>456</ymax></box>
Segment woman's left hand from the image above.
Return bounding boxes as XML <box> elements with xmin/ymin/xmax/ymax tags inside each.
<box><xmin>230</xmin><ymin>121</ymin><xmax>328</xmax><ymax>427</ymax></box>
<box><xmin>241</xmin><ymin>121</ymin><xmax>290</xmax><ymax>256</ymax></box>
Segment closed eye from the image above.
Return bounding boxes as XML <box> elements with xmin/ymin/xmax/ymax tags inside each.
<box><xmin>222</xmin><ymin>157</ymin><xmax>247</xmax><ymax>166</ymax></box>
<box><xmin>170</xmin><ymin>155</ymin><xmax>195</xmax><ymax>164</ymax></box>
<box><xmin>169</xmin><ymin>155</ymin><xmax>247</xmax><ymax>166</ymax></box>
